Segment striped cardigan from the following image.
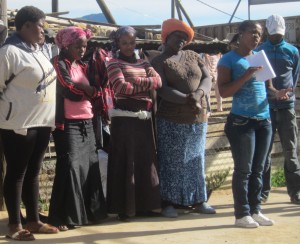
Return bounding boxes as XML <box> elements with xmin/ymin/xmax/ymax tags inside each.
<box><xmin>106</xmin><ymin>58</ymin><xmax>162</xmax><ymax>104</ymax></box>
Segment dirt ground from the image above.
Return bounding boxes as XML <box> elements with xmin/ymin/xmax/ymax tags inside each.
<box><xmin>0</xmin><ymin>187</ymin><xmax>299</xmax><ymax>244</ymax></box>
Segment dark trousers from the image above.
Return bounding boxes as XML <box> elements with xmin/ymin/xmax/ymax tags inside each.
<box><xmin>262</xmin><ymin>108</ymin><xmax>300</xmax><ymax>198</ymax></box>
<box><xmin>0</xmin><ymin>127</ymin><xmax>51</xmax><ymax>224</ymax></box>
<box><xmin>225</xmin><ymin>114</ymin><xmax>272</xmax><ymax>218</ymax></box>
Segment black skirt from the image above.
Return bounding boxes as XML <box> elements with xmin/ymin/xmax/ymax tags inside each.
<box><xmin>48</xmin><ymin>119</ymin><xmax>107</xmax><ymax>226</ymax></box>
<box><xmin>106</xmin><ymin>99</ymin><xmax>161</xmax><ymax>216</ymax></box>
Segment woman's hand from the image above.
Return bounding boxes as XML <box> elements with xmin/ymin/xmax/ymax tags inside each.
<box><xmin>146</xmin><ymin>68</ymin><xmax>155</xmax><ymax>77</ymax></box>
<box><xmin>243</xmin><ymin>66</ymin><xmax>263</xmax><ymax>81</ymax></box>
<box><xmin>75</xmin><ymin>83</ymin><xmax>94</xmax><ymax>97</ymax></box>
<box><xmin>187</xmin><ymin>89</ymin><xmax>204</xmax><ymax>112</ymax></box>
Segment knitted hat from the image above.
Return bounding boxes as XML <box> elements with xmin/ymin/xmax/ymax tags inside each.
<box><xmin>161</xmin><ymin>18</ymin><xmax>194</xmax><ymax>44</ymax></box>
<box><xmin>266</xmin><ymin>14</ymin><xmax>286</xmax><ymax>36</ymax></box>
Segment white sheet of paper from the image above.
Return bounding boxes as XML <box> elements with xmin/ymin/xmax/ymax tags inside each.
<box><xmin>246</xmin><ymin>50</ymin><xmax>276</xmax><ymax>81</ymax></box>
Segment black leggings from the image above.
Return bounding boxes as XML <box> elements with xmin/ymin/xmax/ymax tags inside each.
<box><xmin>1</xmin><ymin>127</ymin><xmax>51</xmax><ymax>225</ymax></box>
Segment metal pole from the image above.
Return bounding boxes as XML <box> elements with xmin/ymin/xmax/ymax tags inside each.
<box><xmin>176</xmin><ymin>0</ymin><xmax>194</xmax><ymax>27</ymax></box>
<box><xmin>229</xmin><ymin>0</ymin><xmax>242</xmax><ymax>23</ymax></box>
<box><xmin>175</xmin><ymin>0</ymin><xmax>182</xmax><ymax>20</ymax></box>
<box><xmin>248</xmin><ymin>2</ymin><xmax>250</xmax><ymax>20</ymax></box>
<box><xmin>52</xmin><ymin>0</ymin><xmax>59</xmax><ymax>13</ymax></box>
<box><xmin>171</xmin><ymin>0</ymin><xmax>175</xmax><ymax>18</ymax></box>
<box><xmin>96</xmin><ymin>0</ymin><xmax>117</xmax><ymax>24</ymax></box>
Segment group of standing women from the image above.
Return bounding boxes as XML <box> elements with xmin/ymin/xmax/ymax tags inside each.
<box><xmin>106</xmin><ymin>18</ymin><xmax>216</xmax><ymax>221</ymax></box>
<box><xmin>0</xmin><ymin>6</ymin><xmax>108</xmax><ymax>240</ymax></box>
<box><xmin>0</xmin><ymin>6</ymin><xmax>216</xmax><ymax>240</ymax></box>
<box><xmin>0</xmin><ymin>4</ymin><xmax>284</xmax><ymax>241</ymax></box>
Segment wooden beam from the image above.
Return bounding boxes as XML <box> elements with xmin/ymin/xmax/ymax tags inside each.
<box><xmin>131</xmin><ymin>25</ymin><xmax>161</xmax><ymax>29</ymax></box>
<box><xmin>46</xmin><ymin>11</ymin><xmax>69</xmax><ymax>17</ymax></box>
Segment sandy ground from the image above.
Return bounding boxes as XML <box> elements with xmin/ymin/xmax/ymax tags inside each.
<box><xmin>0</xmin><ymin>187</ymin><xmax>299</xmax><ymax>244</ymax></box>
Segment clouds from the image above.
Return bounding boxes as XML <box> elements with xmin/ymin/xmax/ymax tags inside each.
<box><xmin>7</xmin><ymin>0</ymin><xmax>300</xmax><ymax>26</ymax></box>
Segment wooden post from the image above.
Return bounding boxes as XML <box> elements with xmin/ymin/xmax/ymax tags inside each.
<box><xmin>0</xmin><ymin>137</ymin><xmax>6</xmax><ymax>211</ymax></box>
<box><xmin>0</xmin><ymin>0</ymin><xmax>7</xmax><ymax>211</ymax></box>
<box><xmin>96</xmin><ymin>0</ymin><xmax>117</xmax><ymax>24</ymax></box>
<box><xmin>0</xmin><ymin>0</ymin><xmax>7</xmax><ymax>25</ymax></box>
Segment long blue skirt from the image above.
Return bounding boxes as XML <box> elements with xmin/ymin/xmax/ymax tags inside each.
<box><xmin>157</xmin><ymin>117</ymin><xmax>207</xmax><ymax>206</ymax></box>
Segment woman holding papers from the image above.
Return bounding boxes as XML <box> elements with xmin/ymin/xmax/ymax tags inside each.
<box><xmin>217</xmin><ymin>20</ymin><xmax>275</xmax><ymax>228</ymax></box>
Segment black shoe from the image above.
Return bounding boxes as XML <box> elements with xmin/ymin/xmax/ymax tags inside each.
<box><xmin>195</xmin><ymin>202</ymin><xmax>216</xmax><ymax>214</ymax></box>
<box><xmin>291</xmin><ymin>193</ymin><xmax>300</xmax><ymax>204</ymax></box>
<box><xmin>135</xmin><ymin>211</ymin><xmax>161</xmax><ymax>217</ymax></box>
<box><xmin>117</xmin><ymin>214</ymin><xmax>130</xmax><ymax>222</ymax></box>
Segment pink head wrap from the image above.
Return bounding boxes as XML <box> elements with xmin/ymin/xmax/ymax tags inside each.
<box><xmin>55</xmin><ymin>26</ymin><xmax>92</xmax><ymax>49</ymax></box>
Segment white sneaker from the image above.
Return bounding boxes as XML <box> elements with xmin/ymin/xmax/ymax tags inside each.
<box><xmin>252</xmin><ymin>212</ymin><xmax>274</xmax><ymax>226</ymax></box>
<box><xmin>235</xmin><ymin>216</ymin><xmax>259</xmax><ymax>228</ymax></box>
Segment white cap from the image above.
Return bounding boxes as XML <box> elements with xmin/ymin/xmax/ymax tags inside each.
<box><xmin>266</xmin><ymin>14</ymin><xmax>286</xmax><ymax>36</ymax></box>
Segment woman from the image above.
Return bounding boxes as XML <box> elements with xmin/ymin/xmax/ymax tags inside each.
<box><xmin>0</xmin><ymin>6</ymin><xmax>58</xmax><ymax>240</ymax></box>
<box><xmin>106</xmin><ymin>26</ymin><xmax>162</xmax><ymax>221</ymax></box>
<box><xmin>201</xmin><ymin>50</ymin><xmax>223</xmax><ymax>112</ymax></box>
<box><xmin>47</xmin><ymin>26</ymin><xmax>107</xmax><ymax>230</ymax></box>
<box><xmin>217</xmin><ymin>20</ymin><xmax>277</xmax><ymax>228</ymax></box>
<box><xmin>151</xmin><ymin>18</ymin><xmax>215</xmax><ymax>218</ymax></box>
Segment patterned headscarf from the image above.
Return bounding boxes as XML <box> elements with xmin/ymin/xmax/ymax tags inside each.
<box><xmin>55</xmin><ymin>26</ymin><xmax>92</xmax><ymax>49</ymax></box>
<box><xmin>161</xmin><ymin>18</ymin><xmax>194</xmax><ymax>44</ymax></box>
<box><xmin>109</xmin><ymin>26</ymin><xmax>137</xmax><ymax>57</ymax></box>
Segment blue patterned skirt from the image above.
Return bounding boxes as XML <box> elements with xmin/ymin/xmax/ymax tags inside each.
<box><xmin>157</xmin><ymin>117</ymin><xmax>207</xmax><ymax>206</ymax></box>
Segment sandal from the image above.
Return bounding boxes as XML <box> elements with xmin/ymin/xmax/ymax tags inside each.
<box><xmin>6</xmin><ymin>229</ymin><xmax>35</xmax><ymax>241</ymax></box>
<box><xmin>57</xmin><ymin>225</ymin><xmax>69</xmax><ymax>231</ymax></box>
<box><xmin>27</xmin><ymin>223</ymin><xmax>59</xmax><ymax>234</ymax></box>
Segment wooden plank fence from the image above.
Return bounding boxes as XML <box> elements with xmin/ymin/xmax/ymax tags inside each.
<box><xmin>38</xmin><ymin>81</ymin><xmax>300</xmax><ymax>205</ymax></box>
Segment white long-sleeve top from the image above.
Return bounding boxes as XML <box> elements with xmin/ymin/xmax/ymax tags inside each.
<box><xmin>0</xmin><ymin>42</ymin><xmax>56</xmax><ymax>135</ymax></box>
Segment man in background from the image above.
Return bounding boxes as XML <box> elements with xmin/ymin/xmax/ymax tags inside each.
<box><xmin>257</xmin><ymin>14</ymin><xmax>300</xmax><ymax>204</ymax></box>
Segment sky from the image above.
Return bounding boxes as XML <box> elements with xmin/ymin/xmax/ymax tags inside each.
<box><xmin>6</xmin><ymin>0</ymin><xmax>300</xmax><ymax>27</ymax></box>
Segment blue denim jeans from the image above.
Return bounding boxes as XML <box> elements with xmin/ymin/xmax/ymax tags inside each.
<box><xmin>262</xmin><ymin>107</ymin><xmax>300</xmax><ymax>199</ymax></box>
<box><xmin>225</xmin><ymin>113</ymin><xmax>272</xmax><ymax>218</ymax></box>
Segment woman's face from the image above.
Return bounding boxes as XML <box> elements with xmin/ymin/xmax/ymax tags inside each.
<box><xmin>240</xmin><ymin>24</ymin><xmax>262</xmax><ymax>50</ymax></box>
<box><xmin>67</xmin><ymin>38</ymin><xmax>88</xmax><ymax>60</ymax></box>
<box><xmin>118</xmin><ymin>33</ymin><xmax>136</xmax><ymax>57</ymax></box>
<box><xmin>26</xmin><ymin>18</ymin><xmax>45</xmax><ymax>44</ymax></box>
<box><xmin>166</xmin><ymin>31</ymin><xmax>188</xmax><ymax>52</ymax></box>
